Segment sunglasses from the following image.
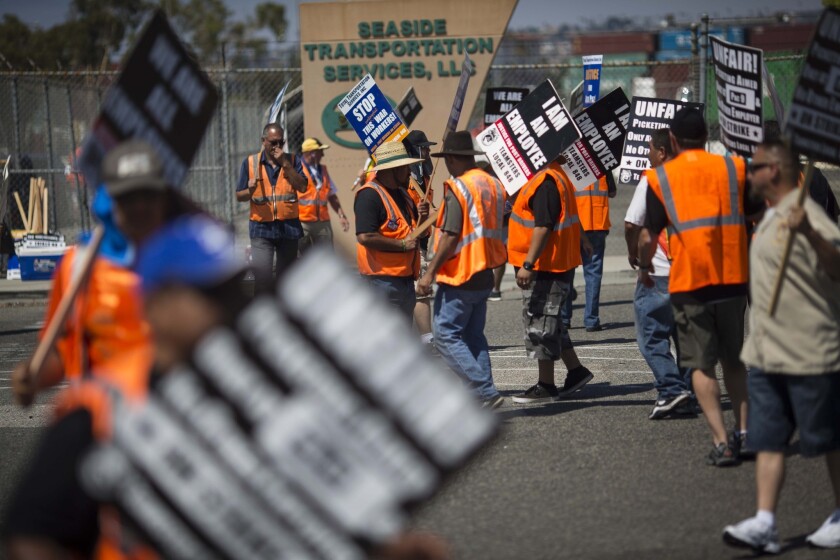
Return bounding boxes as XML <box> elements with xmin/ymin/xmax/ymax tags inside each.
<box><xmin>264</xmin><ymin>139</ymin><xmax>285</xmax><ymax>148</ymax></box>
<box><xmin>748</xmin><ymin>161</ymin><xmax>774</xmax><ymax>173</ymax></box>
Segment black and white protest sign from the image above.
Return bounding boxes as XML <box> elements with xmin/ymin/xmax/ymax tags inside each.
<box><xmin>710</xmin><ymin>36</ymin><xmax>763</xmax><ymax>157</ymax></box>
<box><xmin>568</xmin><ymin>80</ymin><xmax>585</xmax><ymax>117</ymax></box>
<box><xmin>787</xmin><ymin>8</ymin><xmax>840</xmax><ymax>165</ymax></box>
<box><xmin>617</xmin><ymin>97</ymin><xmax>703</xmax><ymax>186</ymax></box>
<box><xmin>81</xmin><ymin>248</ymin><xmax>497</xmax><ymax>560</ymax></box>
<box><xmin>397</xmin><ymin>86</ymin><xmax>422</xmax><ymax>127</ymax></box>
<box><xmin>560</xmin><ymin>88</ymin><xmax>631</xmax><ymax>190</ymax></box>
<box><xmin>78</xmin><ymin>10</ymin><xmax>218</xmax><ymax>189</ymax></box>
<box><xmin>484</xmin><ymin>87</ymin><xmax>529</xmax><ymax>127</ymax></box>
<box><xmin>479</xmin><ymin>80</ymin><xmax>581</xmax><ymax>194</ymax></box>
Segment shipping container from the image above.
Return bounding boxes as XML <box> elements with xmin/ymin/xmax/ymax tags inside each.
<box><xmin>747</xmin><ymin>23</ymin><xmax>815</xmax><ymax>52</ymax></box>
<box><xmin>572</xmin><ymin>32</ymin><xmax>656</xmax><ymax>55</ymax></box>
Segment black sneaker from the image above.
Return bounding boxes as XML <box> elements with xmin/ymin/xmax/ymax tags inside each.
<box><xmin>729</xmin><ymin>431</ymin><xmax>756</xmax><ymax>461</ymax></box>
<box><xmin>481</xmin><ymin>395</ymin><xmax>505</xmax><ymax>410</ymax></box>
<box><xmin>488</xmin><ymin>290</ymin><xmax>502</xmax><ymax>302</ymax></box>
<box><xmin>585</xmin><ymin>324</ymin><xmax>603</xmax><ymax>332</ymax></box>
<box><xmin>559</xmin><ymin>366</ymin><xmax>593</xmax><ymax>397</ymax></box>
<box><xmin>512</xmin><ymin>383</ymin><xmax>559</xmax><ymax>404</ymax></box>
<box><xmin>671</xmin><ymin>398</ymin><xmax>699</xmax><ymax>417</ymax></box>
<box><xmin>649</xmin><ymin>392</ymin><xmax>690</xmax><ymax>420</ymax></box>
<box><xmin>706</xmin><ymin>442</ymin><xmax>739</xmax><ymax>467</ymax></box>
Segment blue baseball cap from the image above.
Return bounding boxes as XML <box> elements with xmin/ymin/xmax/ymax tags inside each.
<box><xmin>136</xmin><ymin>215</ymin><xmax>243</xmax><ymax>294</ymax></box>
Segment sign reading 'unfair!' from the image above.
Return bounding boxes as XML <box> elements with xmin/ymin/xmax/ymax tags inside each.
<box><xmin>338</xmin><ymin>74</ymin><xmax>408</xmax><ymax>156</ymax></box>
<box><xmin>78</xmin><ymin>10</ymin><xmax>217</xmax><ymax>190</ymax></box>
<box><xmin>787</xmin><ymin>8</ymin><xmax>840</xmax><ymax>165</ymax></box>
<box><xmin>81</xmin><ymin>248</ymin><xmax>498</xmax><ymax>560</ymax></box>
<box><xmin>560</xmin><ymin>88</ymin><xmax>630</xmax><ymax>190</ymax></box>
<box><xmin>617</xmin><ymin>97</ymin><xmax>704</xmax><ymax>186</ymax></box>
<box><xmin>710</xmin><ymin>36</ymin><xmax>763</xmax><ymax>157</ymax></box>
<box><xmin>479</xmin><ymin>80</ymin><xmax>581</xmax><ymax>194</ymax></box>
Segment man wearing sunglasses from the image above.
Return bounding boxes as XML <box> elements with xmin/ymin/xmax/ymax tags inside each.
<box><xmin>236</xmin><ymin>124</ymin><xmax>308</xmax><ymax>293</ymax></box>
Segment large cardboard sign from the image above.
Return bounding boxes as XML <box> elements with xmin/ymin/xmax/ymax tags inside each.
<box><xmin>300</xmin><ymin>0</ymin><xmax>517</xmax><ymax>234</ymax></box>
<box><xmin>78</xmin><ymin>10</ymin><xmax>217</xmax><ymax>189</ymax></box>
<box><xmin>338</xmin><ymin>74</ymin><xmax>408</xmax><ymax>155</ymax></box>
<box><xmin>479</xmin><ymin>80</ymin><xmax>581</xmax><ymax>194</ymax></box>
<box><xmin>560</xmin><ymin>88</ymin><xmax>631</xmax><ymax>190</ymax></box>
<box><xmin>617</xmin><ymin>97</ymin><xmax>704</xmax><ymax>186</ymax></box>
<box><xmin>787</xmin><ymin>8</ymin><xmax>840</xmax><ymax>165</ymax></box>
<box><xmin>81</xmin><ymin>248</ymin><xmax>497</xmax><ymax>560</ymax></box>
<box><xmin>582</xmin><ymin>55</ymin><xmax>603</xmax><ymax>108</ymax></box>
<box><xmin>710</xmin><ymin>36</ymin><xmax>763</xmax><ymax>157</ymax></box>
<box><xmin>483</xmin><ymin>86</ymin><xmax>529</xmax><ymax>127</ymax></box>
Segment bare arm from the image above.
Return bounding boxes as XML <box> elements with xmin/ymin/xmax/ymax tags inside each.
<box><xmin>515</xmin><ymin>226</ymin><xmax>550</xmax><ymax>289</ymax></box>
<box><xmin>416</xmin><ymin>230</ymin><xmax>458</xmax><ymax>296</ymax></box>
<box><xmin>282</xmin><ymin>155</ymin><xmax>308</xmax><ymax>193</ymax></box>
<box><xmin>637</xmin><ymin>227</ymin><xmax>657</xmax><ymax>287</ymax></box>
<box><xmin>624</xmin><ymin>222</ymin><xmax>640</xmax><ymax>268</ymax></box>
<box><xmin>356</xmin><ymin>232</ymin><xmax>417</xmax><ymax>253</ymax></box>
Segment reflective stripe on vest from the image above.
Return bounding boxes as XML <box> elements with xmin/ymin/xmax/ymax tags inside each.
<box><xmin>450</xmin><ymin>177</ymin><xmax>507</xmax><ymax>254</ymax></box>
<box><xmin>656</xmin><ymin>156</ymin><xmax>744</xmax><ymax>233</ymax></box>
<box><xmin>508</xmin><ymin>212</ymin><xmax>580</xmax><ymax>231</ymax></box>
<box><xmin>299</xmin><ymin>163</ymin><xmax>331</xmax><ymax>222</ymax></box>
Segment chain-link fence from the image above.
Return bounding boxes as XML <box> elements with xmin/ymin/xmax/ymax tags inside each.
<box><xmin>0</xmin><ymin>68</ymin><xmax>303</xmax><ymax>242</ymax></box>
<box><xmin>0</xmin><ymin>32</ymin><xmax>827</xmax><ymax>242</ymax></box>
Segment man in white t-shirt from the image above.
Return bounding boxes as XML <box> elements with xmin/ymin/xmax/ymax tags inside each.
<box><xmin>624</xmin><ymin>128</ymin><xmax>693</xmax><ymax>419</ymax></box>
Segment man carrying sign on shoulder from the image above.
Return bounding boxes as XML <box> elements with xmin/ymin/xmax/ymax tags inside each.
<box><xmin>508</xmin><ymin>154</ymin><xmax>595</xmax><ymax>403</ymax></box>
<box><xmin>355</xmin><ymin>141</ymin><xmax>429</xmax><ymax>319</ymax></box>
<box><xmin>236</xmin><ymin>124</ymin><xmax>308</xmax><ymax>294</ymax></box>
<box><xmin>417</xmin><ymin>131</ymin><xmax>507</xmax><ymax>409</ymax></box>
<box><xmin>298</xmin><ymin>137</ymin><xmax>350</xmax><ymax>252</ymax></box>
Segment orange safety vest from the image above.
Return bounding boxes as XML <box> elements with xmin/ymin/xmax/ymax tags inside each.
<box><xmin>43</xmin><ymin>247</ymin><xmax>153</xmax><ymax>399</ymax></box>
<box><xmin>53</xmin><ymin>380</ymin><xmax>158</xmax><ymax>560</ymax></box>
<box><xmin>575</xmin><ymin>175</ymin><xmax>611</xmax><ymax>231</ymax></box>
<box><xmin>646</xmin><ymin>150</ymin><xmax>748</xmax><ymax>294</ymax></box>
<box><xmin>508</xmin><ymin>164</ymin><xmax>581</xmax><ymax>273</ymax></box>
<box><xmin>434</xmin><ymin>168</ymin><xmax>507</xmax><ymax>286</ymax></box>
<box><xmin>356</xmin><ymin>181</ymin><xmax>420</xmax><ymax>278</ymax></box>
<box><xmin>298</xmin><ymin>162</ymin><xmax>331</xmax><ymax>222</ymax></box>
<box><xmin>246</xmin><ymin>153</ymin><xmax>298</xmax><ymax>222</ymax></box>
<box><xmin>407</xmin><ymin>177</ymin><xmax>433</xmax><ymax>206</ymax></box>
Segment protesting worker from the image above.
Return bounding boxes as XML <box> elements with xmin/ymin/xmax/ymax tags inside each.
<box><xmin>561</xmin><ymin>171</ymin><xmax>616</xmax><ymax>332</ymax></box>
<box><xmin>639</xmin><ymin>108</ymin><xmax>763</xmax><ymax>466</ymax></box>
<box><xmin>624</xmin><ymin>129</ymin><xmax>694</xmax><ymax>419</ymax></box>
<box><xmin>507</xmin><ymin>154</ymin><xmax>595</xmax><ymax>404</ymax></box>
<box><xmin>417</xmin><ymin>131</ymin><xmax>507</xmax><ymax>409</ymax></box>
<box><xmin>722</xmin><ymin>138</ymin><xmax>840</xmax><ymax>553</ymax></box>
<box><xmin>298</xmin><ymin>137</ymin><xmax>350</xmax><ymax>252</ymax></box>
<box><xmin>355</xmin><ymin>140</ymin><xmax>429</xmax><ymax>319</ymax></box>
<box><xmin>235</xmin><ymin>123</ymin><xmax>308</xmax><ymax>293</ymax></box>
<box><xmin>10</xmin><ymin>140</ymin><xmax>200</xmax><ymax>406</ymax></box>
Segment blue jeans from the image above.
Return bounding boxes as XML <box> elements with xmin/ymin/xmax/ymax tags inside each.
<box><xmin>634</xmin><ymin>275</ymin><xmax>691</xmax><ymax>399</ymax></box>
<box><xmin>366</xmin><ymin>276</ymin><xmax>416</xmax><ymax>320</ymax></box>
<box><xmin>561</xmin><ymin>230</ymin><xmax>607</xmax><ymax>329</ymax></box>
<box><xmin>434</xmin><ymin>284</ymin><xmax>499</xmax><ymax>400</ymax></box>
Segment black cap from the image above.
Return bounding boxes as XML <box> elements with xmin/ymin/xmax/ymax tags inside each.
<box><xmin>430</xmin><ymin>131</ymin><xmax>484</xmax><ymax>157</ymax></box>
<box><xmin>102</xmin><ymin>140</ymin><xmax>168</xmax><ymax>197</ymax></box>
<box><xmin>404</xmin><ymin>130</ymin><xmax>437</xmax><ymax>148</ymax></box>
<box><xmin>670</xmin><ymin>107</ymin><xmax>707</xmax><ymax>141</ymax></box>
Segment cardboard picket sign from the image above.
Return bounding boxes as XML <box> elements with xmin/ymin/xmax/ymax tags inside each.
<box><xmin>397</xmin><ymin>87</ymin><xmax>423</xmax><ymax>127</ymax></box>
<box><xmin>81</xmin><ymin>248</ymin><xmax>498</xmax><ymax>560</ymax></box>
<box><xmin>483</xmin><ymin>87</ymin><xmax>529</xmax><ymax>127</ymax></box>
<box><xmin>617</xmin><ymin>97</ymin><xmax>704</xmax><ymax>186</ymax></box>
<box><xmin>337</xmin><ymin>74</ymin><xmax>408</xmax><ymax>156</ymax></box>
<box><xmin>77</xmin><ymin>10</ymin><xmax>218</xmax><ymax>190</ymax></box>
<box><xmin>710</xmin><ymin>36</ymin><xmax>763</xmax><ymax>157</ymax></box>
<box><xmin>787</xmin><ymin>8</ymin><xmax>840</xmax><ymax>165</ymax></box>
<box><xmin>560</xmin><ymin>88</ymin><xmax>631</xmax><ymax>190</ymax></box>
<box><xmin>479</xmin><ymin>80</ymin><xmax>581</xmax><ymax>194</ymax></box>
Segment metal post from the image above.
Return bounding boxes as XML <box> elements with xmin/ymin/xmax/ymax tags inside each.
<box><xmin>690</xmin><ymin>23</ymin><xmax>700</xmax><ymax>105</ymax></box>
<box><xmin>10</xmin><ymin>76</ymin><xmax>21</xmax><ymax>165</ymax></box>
<box><xmin>66</xmin><ymin>83</ymin><xmax>90</xmax><ymax>232</ymax></box>
<box><xmin>43</xmin><ymin>78</ymin><xmax>57</xmax><ymax>232</ymax></box>
<box><xmin>699</xmin><ymin>14</ymin><xmax>709</xmax><ymax>114</ymax></box>
<box><xmin>220</xmin><ymin>61</ymin><xmax>233</xmax><ymax>223</ymax></box>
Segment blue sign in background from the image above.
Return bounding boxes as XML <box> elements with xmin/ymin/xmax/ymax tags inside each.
<box><xmin>582</xmin><ymin>55</ymin><xmax>602</xmax><ymax>108</ymax></box>
<box><xmin>338</xmin><ymin>75</ymin><xmax>407</xmax><ymax>155</ymax></box>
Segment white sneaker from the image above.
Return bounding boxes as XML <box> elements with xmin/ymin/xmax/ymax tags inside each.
<box><xmin>806</xmin><ymin>512</ymin><xmax>840</xmax><ymax>549</ymax></box>
<box><xmin>723</xmin><ymin>516</ymin><xmax>781</xmax><ymax>554</ymax></box>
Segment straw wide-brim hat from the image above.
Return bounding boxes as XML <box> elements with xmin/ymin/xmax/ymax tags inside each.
<box><xmin>430</xmin><ymin>130</ymin><xmax>485</xmax><ymax>157</ymax></box>
<box><xmin>371</xmin><ymin>141</ymin><xmax>424</xmax><ymax>171</ymax></box>
<box><xmin>301</xmin><ymin>138</ymin><xmax>330</xmax><ymax>152</ymax></box>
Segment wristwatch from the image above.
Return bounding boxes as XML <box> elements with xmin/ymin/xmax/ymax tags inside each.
<box><xmin>522</xmin><ymin>261</ymin><xmax>534</xmax><ymax>271</ymax></box>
